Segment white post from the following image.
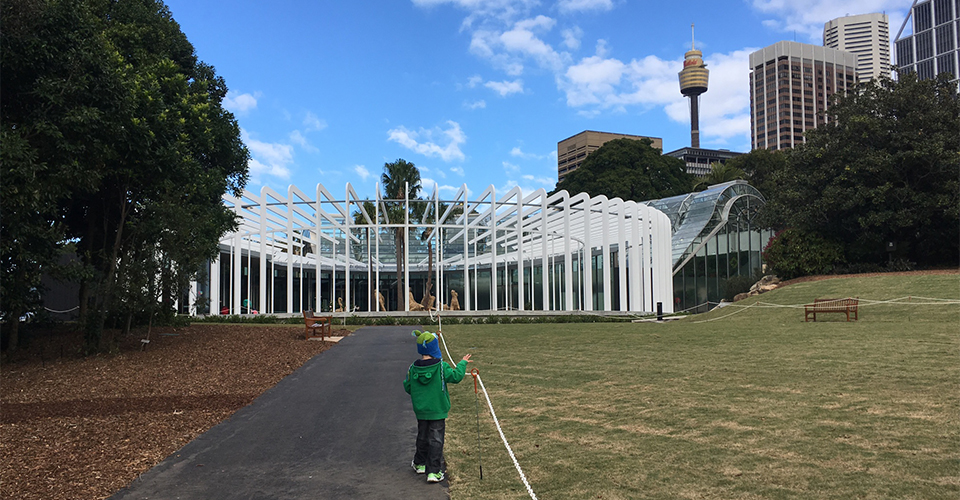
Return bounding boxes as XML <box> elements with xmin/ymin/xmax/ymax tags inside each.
<box><xmin>563</xmin><ymin>195</ymin><xmax>573</xmax><ymax>311</ymax></box>
<box><xmin>582</xmin><ymin>199</ymin><xmax>593</xmax><ymax>312</ymax></box>
<box><xmin>404</xmin><ymin>182</ymin><xmax>410</xmax><ymax>312</ymax></box>
<box><xmin>345</xmin><ymin>187</ymin><xmax>351</xmax><ymax>314</ymax></box>
<box><xmin>259</xmin><ymin>189</ymin><xmax>268</xmax><ymax>314</ymax></box>
<box><xmin>601</xmin><ymin>198</ymin><xmax>611</xmax><ymax>311</ymax></box>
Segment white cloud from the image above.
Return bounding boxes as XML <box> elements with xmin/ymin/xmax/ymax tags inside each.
<box><xmin>303</xmin><ymin>111</ymin><xmax>327</xmax><ymax>132</ymax></box>
<box><xmin>749</xmin><ymin>0</ymin><xmax>906</xmax><ymax>42</ymax></box>
<box><xmin>387</xmin><ymin>121</ymin><xmax>467</xmax><ymax>162</ymax></box>
<box><xmin>557</xmin><ymin>0</ymin><xmax>613</xmax><ymax>14</ymax></box>
<box><xmin>451</xmin><ymin>166</ymin><xmax>465</xmax><ymax>176</ymax></box>
<box><xmin>510</xmin><ymin>146</ymin><xmax>551</xmax><ymax>160</ymax></box>
<box><xmin>521</xmin><ymin>173</ymin><xmax>555</xmax><ymax>186</ymax></box>
<box><xmin>223</xmin><ymin>91</ymin><xmax>259</xmax><ymax>115</ymax></box>
<box><xmin>354</xmin><ymin>165</ymin><xmax>372</xmax><ymax>182</ymax></box>
<box><xmin>243</xmin><ymin>130</ymin><xmax>294</xmax><ymax>180</ymax></box>
<box><xmin>559</xmin><ymin>43</ymin><xmax>756</xmax><ymax>147</ymax></box>
<box><xmin>485</xmin><ymin>79</ymin><xmax>525</xmax><ymax>96</ymax></box>
<box><xmin>562</xmin><ymin>54</ymin><xmax>625</xmax><ymax>106</ymax></box>
<box><xmin>464</xmin><ymin>99</ymin><xmax>487</xmax><ymax>109</ymax></box>
<box><xmin>289</xmin><ymin>130</ymin><xmax>319</xmax><ymax>153</ymax></box>
<box><xmin>421</xmin><ymin>177</ymin><xmax>461</xmax><ymax>196</ymax></box>
<box><xmin>502</xmin><ymin>161</ymin><xmax>520</xmax><ymax>173</ymax></box>
<box><xmin>467</xmin><ymin>14</ymin><xmax>570</xmax><ymax>75</ymax></box>
<box><xmin>561</xmin><ymin>26</ymin><xmax>583</xmax><ymax>50</ymax></box>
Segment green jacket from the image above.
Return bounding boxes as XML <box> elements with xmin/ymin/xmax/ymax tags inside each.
<box><xmin>403</xmin><ymin>358</ymin><xmax>468</xmax><ymax>420</ymax></box>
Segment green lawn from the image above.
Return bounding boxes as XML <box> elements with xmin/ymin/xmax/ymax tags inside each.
<box><xmin>441</xmin><ymin>274</ymin><xmax>960</xmax><ymax>499</ymax></box>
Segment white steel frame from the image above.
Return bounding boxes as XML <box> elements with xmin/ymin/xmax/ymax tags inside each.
<box><xmin>205</xmin><ymin>183</ymin><xmax>674</xmax><ymax>315</ymax></box>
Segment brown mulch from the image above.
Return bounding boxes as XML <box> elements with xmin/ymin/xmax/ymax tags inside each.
<box><xmin>0</xmin><ymin>324</ymin><xmax>350</xmax><ymax>500</ymax></box>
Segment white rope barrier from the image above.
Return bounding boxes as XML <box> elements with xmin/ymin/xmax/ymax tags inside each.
<box><xmin>43</xmin><ymin>306</ymin><xmax>80</xmax><ymax>314</ymax></box>
<box><xmin>474</xmin><ymin>371</ymin><xmax>538</xmax><ymax>500</ymax></box>
<box><xmin>432</xmin><ymin>309</ymin><xmax>538</xmax><ymax>500</ymax></box>
<box><xmin>688</xmin><ymin>295</ymin><xmax>960</xmax><ymax>322</ymax></box>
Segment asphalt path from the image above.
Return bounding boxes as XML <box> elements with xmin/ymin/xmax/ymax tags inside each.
<box><xmin>112</xmin><ymin>325</ymin><xmax>449</xmax><ymax>500</ymax></box>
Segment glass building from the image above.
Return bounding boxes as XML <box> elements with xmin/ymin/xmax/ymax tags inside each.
<box><xmin>643</xmin><ymin>180</ymin><xmax>773</xmax><ymax>313</ymax></box>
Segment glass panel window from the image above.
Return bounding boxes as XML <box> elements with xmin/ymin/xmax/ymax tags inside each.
<box><xmin>936</xmin><ymin>23</ymin><xmax>955</xmax><ymax>54</ymax></box>
<box><xmin>916</xmin><ymin>2</ymin><xmax>933</xmax><ymax>32</ymax></box>
<box><xmin>937</xmin><ymin>53</ymin><xmax>957</xmax><ymax>77</ymax></box>
<box><xmin>917</xmin><ymin>30</ymin><xmax>935</xmax><ymax>60</ymax></box>
<box><xmin>918</xmin><ymin>58</ymin><xmax>936</xmax><ymax>79</ymax></box>
<box><xmin>935</xmin><ymin>0</ymin><xmax>952</xmax><ymax>25</ymax></box>
<box><xmin>896</xmin><ymin>38</ymin><xmax>914</xmax><ymax>66</ymax></box>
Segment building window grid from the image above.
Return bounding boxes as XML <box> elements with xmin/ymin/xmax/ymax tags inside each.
<box><xmin>937</xmin><ymin>23</ymin><xmax>956</xmax><ymax>54</ymax></box>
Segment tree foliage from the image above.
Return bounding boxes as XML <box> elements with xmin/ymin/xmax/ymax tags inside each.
<box><xmin>1</xmin><ymin>0</ymin><xmax>249</xmax><ymax>351</ymax></box>
<box><xmin>554</xmin><ymin>138</ymin><xmax>693</xmax><ymax>202</ymax></box>
<box><xmin>692</xmin><ymin>161</ymin><xmax>746</xmax><ymax>191</ymax></box>
<box><xmin>764</xmin><ymin>74</ymin><xmax>959</xmax><ymax>268</ymax></box>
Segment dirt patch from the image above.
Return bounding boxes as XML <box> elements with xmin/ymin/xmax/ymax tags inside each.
<box><xmin>0</xmin><ymin>324</ymin><xmax>349</xmax><ymax>500</ymax></box>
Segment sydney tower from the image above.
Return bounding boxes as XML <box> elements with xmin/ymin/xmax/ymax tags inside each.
<box><xmin>678</xmin><ymin>25</ymin><xmax>709</xmax><ymax>148</ymax></box>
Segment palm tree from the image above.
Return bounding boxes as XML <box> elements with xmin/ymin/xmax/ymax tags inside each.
<box><xmin>693</xmin><ymin>162</ymin><xmax>747</xmax><ymax>191</ymax></box>
<box><xmin>381</xmin><ymin>159</ymin><xmax>421</xmax><ymax>310</ymax></box>
<box><xmin>417</xmin><ymin>201</ymin><xmax>463</xmax><ymax>310</ymax></box>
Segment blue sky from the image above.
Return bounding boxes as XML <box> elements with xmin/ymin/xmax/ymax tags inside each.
<box><xmin>163</xmin><ymin>0</ymin><xmax>910</xmax><ymax>200</ymax></box>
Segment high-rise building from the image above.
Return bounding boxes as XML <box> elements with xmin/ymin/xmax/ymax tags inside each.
<box><xmin>678</xmin><ymin>25</ymin><xmax>709</xmax><ymax>148</ymax></box>
<box><xmin>749</xmin><ymin>41</ymin><xmax>858</xmax><ymax>150</ymax></box>
<box><xmin>557</xmin><ymin>131</ymin><xmax>662</xmax><ymax>182</ymax></box>
<box><xmin>824</xmin><ymin>13</ymin><xmax>891</xmax><ymax>80</ymax></box>
<box><xmin>894</xmin><ymin>0</ymin><xmax>959</xmax><ymax>83</ymax></box>
<box><xmin>663</xmin><ymin>147</ymin><xmax>742</xmax><ymax>177</ymax></box>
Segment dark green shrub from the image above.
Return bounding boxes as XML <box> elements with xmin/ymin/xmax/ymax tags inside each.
<box><xmin>762</xmin><ymin>229</ymin><xmax>845</xmax><ymax>280</ymax></box>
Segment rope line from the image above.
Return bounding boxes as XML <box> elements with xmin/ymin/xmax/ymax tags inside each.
<box><xmin>475</xmin><ymin>372</ymin><xmax>538</xmax><ymax>500</ymax></box>
<box><xmin>433</xmin><ymin>309</ymin><xmax>537</xmax><ymax>500</ymax></box>
<box><xmin>689</xmin><ymin>295</ymin><xmax>959</xmax><ymax>322</ymax></box>
<box><xmin>43</xmin><ymin>306</ymin><xmax>80</xmax><ymax>314</ymax></box>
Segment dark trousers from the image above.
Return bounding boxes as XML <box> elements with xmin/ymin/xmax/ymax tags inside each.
<box><xmin>414</xmin><ymin>419</ymin><xmax>445</xmax><ymax>475</ymax></box>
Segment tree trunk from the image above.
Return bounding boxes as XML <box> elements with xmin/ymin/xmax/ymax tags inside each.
<box><xmin>7</xmin><ymin>313</ymin><xmax>20</xmax><ymax>351</ymax></box>
<box><xmin>421</xmin><ymin>238</ymin><xmax>433</xmax><ymax>309</ymax></box>
<box><xmin>88</xmin><ymin>194</ymin><xmax>129</xmax><ymax>353</ymax></box>
<box><xmin>395</xmin><ymin>227</ymin><xmax>404</xmax><ymax>311</ymax></box>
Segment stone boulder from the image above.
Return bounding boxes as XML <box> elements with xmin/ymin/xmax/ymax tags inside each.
<box><xmin>734</xmin><ymin>275</ymin><xmax>781</xmax><ymax>302</ymax></box>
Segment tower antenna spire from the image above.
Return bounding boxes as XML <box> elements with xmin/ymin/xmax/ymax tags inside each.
<box><xmin>691</xmin><ymin>23</ymin><xmax>695</xmax><ymax>50</ymax></box>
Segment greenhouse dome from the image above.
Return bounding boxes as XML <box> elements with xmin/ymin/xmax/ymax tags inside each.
<box><xmin>643</xmin><ymin>180</ymin><xmax>773</xmax><ymax>313</ymax></box>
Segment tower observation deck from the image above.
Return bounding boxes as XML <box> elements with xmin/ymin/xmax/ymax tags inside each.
<box><xmin>678</xmin><ymin>24</ymin><xmax>709</xmax><ymax>148</ymax></box>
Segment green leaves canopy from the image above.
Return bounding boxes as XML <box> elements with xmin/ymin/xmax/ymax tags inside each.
<box><xmin>554</xmin><ymin>138</ymin><xmax>693</xmax><ymax>202</ymax></box>
<box><xmin>1</xmin><ymin>0</ymin><xmax>249</xmax><ymax>351</ymax></box>
<box><xmin>763</xmin><ymin>74</ymin><xmax>959</xmax><ymax>268</ymax></box>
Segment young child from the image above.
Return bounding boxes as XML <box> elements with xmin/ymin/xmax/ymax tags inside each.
<box><xmin>403</xmin><ymin>330</ymin><xmax>472</xmax><ymax>483</ymax></box>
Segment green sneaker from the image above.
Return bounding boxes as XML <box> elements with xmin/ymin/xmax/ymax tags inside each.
<box><xmin>426</xmin><ymin>471</ymin><xmax>445</xmax><ymax>483</ymax></box>
<box><xmin>411</xmin><ymin>461</ymin><xmax>425</xmax><ymax>474</ymax></box>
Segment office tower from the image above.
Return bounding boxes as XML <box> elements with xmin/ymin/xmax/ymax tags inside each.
<box><xmin>894</xmin><ymin>0</ymin><xmax>959</xmax><ymax>83</ymax></box>
<box><xmin>664</xmin><ymin>147</ymin><xmax>742</xmax><ymax>178</ymax></box>
<box><xmin>679</xmin><ymin>25</ymin><xmax>709</xmax><ymax>148</ymax></box>
<box><xmin>557</xmin><ymin>131</ymin><xmax>662</xmax><ymax>182</ymax></box>
<box><xmin>824</xmin><ymin>13</ymin><xmax>891</xmax><ymax>80</ymax></box>
<box><xmin>749</xmin><ymin>41</ymin><xmax>858</xmax><ymax>150</ymax></box>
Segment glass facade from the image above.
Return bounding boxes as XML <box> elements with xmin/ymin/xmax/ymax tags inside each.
<box><xmin>644</xmin><ymin>181</ymin><xmax>774</xmax><ymax>313</ymax></box>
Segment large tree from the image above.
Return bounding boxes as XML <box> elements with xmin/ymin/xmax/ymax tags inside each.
<box><xmin>554</xmin><ymin>138</ymin><xmax>693</xmax><ymax>202</ymax></box>
<box><xmin>1</xmin><ymin>0</ymin><xmax>249</xmax><ymax>351</ymax></box>
<box><xmin>765</xmin><ymin>74</ymin><xmax>959</xmax><ymax>268</ymax></box>
<box><xmin>380</xmin><ymin>159</ymin><xmax>422</xmax><ymax>311</ymax></box>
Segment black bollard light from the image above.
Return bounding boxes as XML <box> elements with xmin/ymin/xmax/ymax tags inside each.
<box><xmin>657</xmin><ymin>301</ymin><xmax>663</xmax><ymax>321</ymax></box>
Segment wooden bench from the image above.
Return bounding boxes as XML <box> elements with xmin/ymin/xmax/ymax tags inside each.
<box><xmin>302</xmin><ymin>310</ymin><xmax>332</xmax><ymax>340</ymax></box>
<box><xmin>804</xmin><ymin>297</ymin><xmax>859</xmax><ymax>322</ymax></box>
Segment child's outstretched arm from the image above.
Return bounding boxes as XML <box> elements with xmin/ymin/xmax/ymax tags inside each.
<box><xmin>444</xmin><ymin>354</ymin><xmax>472</xmax><ymax>383</ymax></box>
